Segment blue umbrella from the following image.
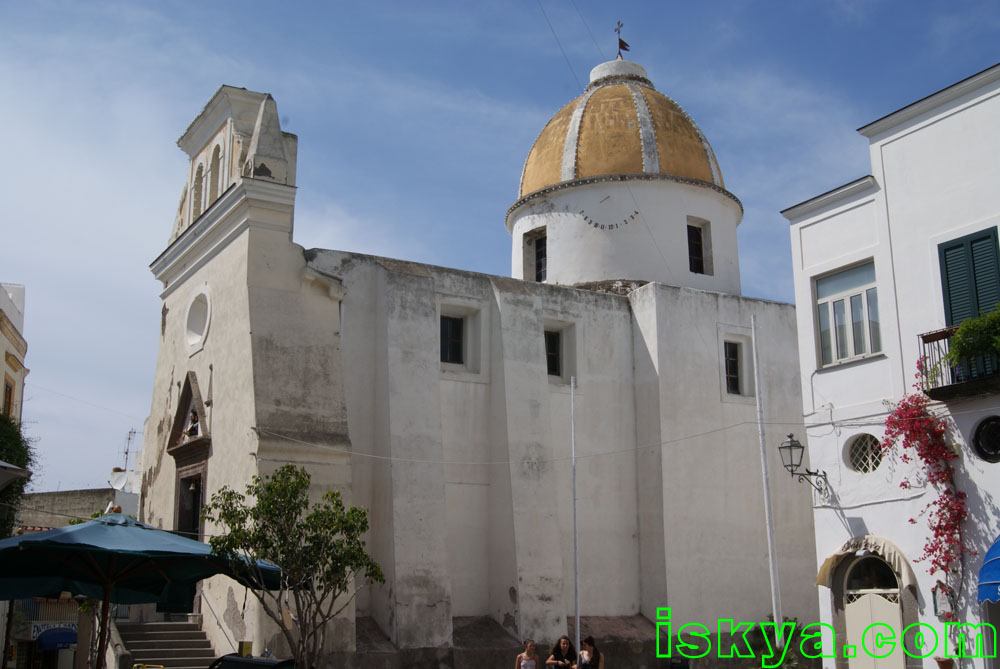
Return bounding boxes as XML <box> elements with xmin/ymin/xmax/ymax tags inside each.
<box><xmin>978</xmin><ymin>533</ymin><xmax>1000</xmax><ymax>603</ymax></box>
<box><xmin>0</xmin><ymin>514</ymin><xmax>280</xmax><ymax>669</ymax></box>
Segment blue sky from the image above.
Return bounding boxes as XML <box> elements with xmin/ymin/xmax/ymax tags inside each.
<box><xmin>2</xmin><ymin>0</ymin><xmax>999</xmax><ymax>493</ymax></box>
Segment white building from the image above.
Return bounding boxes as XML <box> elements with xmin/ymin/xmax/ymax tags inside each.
<box><xmin>139</xmin><ymin>59</ymin><xmax>818</xmax><ymax>661</ymax></box>
<box><xmin>785</xmin><ymin>63</ymin><xmax>1000</xmax><ymax>669</ymax></box>
<box><xmin>0</xmin><ymin>283</ymin><xmax>27</xmax><ymax>422</ymax></box>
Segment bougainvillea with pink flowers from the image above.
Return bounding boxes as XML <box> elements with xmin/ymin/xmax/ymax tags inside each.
<box><xmin>881</xmin><ymin>360</ymin><xmax>972</xmax><ymax>620</ymax></box>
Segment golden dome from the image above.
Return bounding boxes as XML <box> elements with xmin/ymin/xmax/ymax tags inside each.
<box><xmin>518</xmin><ymin>60</ymin><xmax>724</xmax><ymax>199</ymax></box>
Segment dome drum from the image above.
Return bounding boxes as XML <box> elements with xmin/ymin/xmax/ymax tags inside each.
<box><xmin>509</xmin><ymin>178</ymin><xmax>742</xmax><ymax>294</ymax></box>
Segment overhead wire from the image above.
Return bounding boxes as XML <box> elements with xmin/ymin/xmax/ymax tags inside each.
<box><xmin>570</xmin><ymin>0</ymin><xmax>606</xmax><ymax>61</ymax></box>
<box><xmin>536</xmin><ymin>0</ymin><xmax>584</xmax><ymax>91</ymax></box>
<box><xmin>26</xmin><ymin>384</ymin><xmax>143</xmax><ymax>421</ymax></box>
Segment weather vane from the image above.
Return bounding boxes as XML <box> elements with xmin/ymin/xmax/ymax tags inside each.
<box><xmin>615</xmin><ymin>21</ymin><xmax>630</xmax><ymax>59</ymax></box>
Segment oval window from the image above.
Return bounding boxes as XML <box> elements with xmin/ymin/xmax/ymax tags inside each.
<box><xmin>185</xmin><ymin>292</ymin><xmax>210</xmax><ymax>353</ymax></box>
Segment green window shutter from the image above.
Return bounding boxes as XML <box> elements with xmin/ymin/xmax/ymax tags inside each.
<box><xmin>939</xmin><ymin>228</ymin><xmax>1000</xmax><ymax>326</ymax></box>
<box><xmin>971</xmin><ymin>233</ymin><xmax>1000</xmax><ymax>316</ymax></box>
<box><xmin>941</xmin><ymin>241</ymin><xmax>974</xmax><ymax>325</ymax></box>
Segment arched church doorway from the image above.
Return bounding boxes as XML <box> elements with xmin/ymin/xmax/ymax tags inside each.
<box><xmin>843</xmin><ymin>555</ymin><xmax>904</xmax><ymax>669</ymax></box>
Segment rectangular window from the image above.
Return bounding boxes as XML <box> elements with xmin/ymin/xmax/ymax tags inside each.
<box><xmin>440</xmin><ymin>316</ymin><xmax>464</xmax><ymax>364</ymax></box>
<box><xmin>2</xmin><ymin>379</ymin><xmax>12</xmax><ymax>417</ymax></box>
<box><xmin>687</xmin><ymin>218</ymin><xmax>713</xmax><ymax>275</ymax></box>
<box><xmin>545</xmin><ymin>330</ymin><xmax>561</xmax><ymax>376</ymax></box>
<box><xmin>687</xmin><ymin>224</ymin><xmax>704</xmax><ymax>274</ymax></box>
<box><xmin>815</xmin><ymin>261</ymin><xmax>881</xmax><ymax>365</ymax></box>
<box><xmin>724</xmin><ymin>342</ymin><xmax>740</xmax><ymax>394</ymax></box>
<box><xmin>535</xmin><ymin>235</ymin><xmax>547</xmax><ymax>282</ymax></box>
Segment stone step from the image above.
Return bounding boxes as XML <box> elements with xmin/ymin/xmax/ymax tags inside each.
<box><xmin>132</xmin><ymin>648</ymin><xmax>215</xmax><ymax>660</ymax></box>
<box><xmin>118</xmin><ymin>621</ymin><xmax>215</xmax><ymax>669</ymax></box>
<box><xmin>127</xmin><ymin>640</ymin><xmax>212</xmax><ymax>651</ymax></box>
<box><xmin>120</xmin><ymin>630</ymin><xmax>208</xmax><ymax>642</ymax></box>
<box><xmin>119</xmin><ymin>622</ymin><xmax>201</xmax><ymax>633</ymax></box>
<box><xmin>151</xmin><ymin>658</ymin><xmax>218</xmax><ymax>668</ymax></box>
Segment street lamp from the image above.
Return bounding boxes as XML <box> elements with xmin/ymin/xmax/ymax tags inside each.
<box><xmin>778</xmin><ymin>433</ymin><xmax>829</xmax><ymax>496</ymax></box>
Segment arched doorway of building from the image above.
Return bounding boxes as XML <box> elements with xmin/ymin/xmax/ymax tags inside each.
<box><xmin>843</xmin><ymin>555</ymin><xmax>904</xmax><ymax>669</ymax></box>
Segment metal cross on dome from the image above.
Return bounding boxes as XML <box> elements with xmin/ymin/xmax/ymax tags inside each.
<box><xmin>615</xmin><ymin>21</ymin><xmax>630</xmax><ymax>58</ymax></box>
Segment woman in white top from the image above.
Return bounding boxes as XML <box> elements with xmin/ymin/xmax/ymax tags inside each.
<box><xmin>515</xmin><ymin>639</ymin><xmax>540</xmax><ymax>669</ymax></box>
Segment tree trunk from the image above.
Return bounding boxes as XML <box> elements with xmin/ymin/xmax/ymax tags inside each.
<box><xmin>95</xmin><ymin>587</ymin><xmax>112</xmax><ymax>669</ymax></box>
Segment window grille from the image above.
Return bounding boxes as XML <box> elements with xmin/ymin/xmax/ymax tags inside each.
<box><xmin>724</xmin><ymin>342</ymin><xmax>740</xmax><ymax>394</ymax></box>
<box><xmin>848</xmin><ymin>434</ymin><xmax>882</xmax><ymax>473</ymax></box>
<box><xmin>535</xmin><ymin>235</ymin><xmax>547</xmax><ymax>282</ymax></box>
<box><xmin>545</xmin><ymin>330</ymin><xmax>561</xmax><ymax>376</ymax></box>
<box><xmin>687</xmin><ymin>224</ymin><xmax>704</xmax><ymax>274</ymax></box>
<box><xmin>845</xmin><ymin>591</ymin><xmax>898</xmax><ymax>604</ymax></box>
<box><xmin>440</xmin><ymin>316</ymin><xmax>464</xmax><ymax>364</ymax></box>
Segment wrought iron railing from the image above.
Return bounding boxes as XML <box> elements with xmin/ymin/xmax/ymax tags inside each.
<box><xmin>918</xmin><ymin>326</ymin><xmax>1000</xmax><ymax>395</ymax></box>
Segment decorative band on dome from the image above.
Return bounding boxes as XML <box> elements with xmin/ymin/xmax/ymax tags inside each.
<box><xmin>626</xmin><ymin>83</ymin><xmax>659</xmax><ymax>174</ymax></box>
<box><xmin>562</xmin><ymin>87</ymin><xmax>598</xmax><ymax>182</ymax></box>
<box><xmin>672</xmin><ymin>104</ymin><xmax>722</xmax><ymax>187</ymax></box>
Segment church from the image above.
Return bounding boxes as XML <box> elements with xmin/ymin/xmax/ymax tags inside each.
<box><xmin>139</xmin><ymin>57</ymin><xmax>818</xmax><ymax>659</ymax></box>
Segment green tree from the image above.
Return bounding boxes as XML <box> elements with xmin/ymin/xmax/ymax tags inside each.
<box><xmin>202</xmin><ymin>464</ymin><xmax>383</xmax><ymax>668</ymax></box>
<box><xmin>0</xmin><ymin>414</ymin><xmax>35</xmax><ymax>537</ymax></box>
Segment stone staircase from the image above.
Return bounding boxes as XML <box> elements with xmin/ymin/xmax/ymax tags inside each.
<box><xmin>118</xmin><ymin>621</ymin><xmax>216</xmax><ymax>669</ymax></box>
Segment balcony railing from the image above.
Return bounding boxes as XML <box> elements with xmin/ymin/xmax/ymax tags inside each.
<box><xmin>918</xmin><ymin>326</ymin><xmax>1000</xmax><ymax>400</ymax></box>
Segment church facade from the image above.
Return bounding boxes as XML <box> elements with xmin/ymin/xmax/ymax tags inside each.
<box><xmin>139</xmin><ymin>59</ymin><xmax>818</xmax><ymax>656</ymax></box>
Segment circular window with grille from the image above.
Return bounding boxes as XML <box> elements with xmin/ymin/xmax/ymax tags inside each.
<box><xmin>846</xmin><ymin>434</ymin><xmax>882</xmax><ymax>473</ymax></box>
<box><xmin>973</xmin><ymin>416</ymin><xmax>1000</xmax><ymax>463</ymax></box>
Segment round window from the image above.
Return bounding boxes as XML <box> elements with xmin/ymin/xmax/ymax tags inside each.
<box><xmin>185</xmin><ymin>292</ymin><xmax>210</xmax><ymax>353</ymax></box>
<box><xmin>847</xmin><ymin>434</ymin><xmax>882</xmax><ymax>473</ymax></box>
<box><xmin>973</xmin><ymin>416</ymin><xmax>1000</xmax><ymax>463</ymax></box>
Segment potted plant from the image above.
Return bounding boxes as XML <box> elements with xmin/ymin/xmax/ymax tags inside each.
<box><xmin>946</xmin><ymin>307</ymin><xmax>1000</xmax><ymax>366</ymax></box>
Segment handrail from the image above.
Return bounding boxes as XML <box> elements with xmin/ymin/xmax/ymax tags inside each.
<box><xmin>919</xmin><ymin>325</ymin><xmax>958</xmax><ymax>344</ymax></box>
<box><xmin>106</xmin><ymin>620</ymin><xmax>132</xmax><ymax>669</ymax></box>
<box><xmin>201</xmin><ymin>591</ymin><xmax>237</xmax><ymax>652</ymax></box>
<box><xmin>918</xmin><ymin>327</ymin><xmax>999</xmax><ymax>394</ymax></box>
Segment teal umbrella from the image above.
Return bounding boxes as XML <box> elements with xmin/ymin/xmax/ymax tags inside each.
<box><xmin>0</xmin><ymin>514</ymin><xmax>280</xmax><ymax>669</ymax></box>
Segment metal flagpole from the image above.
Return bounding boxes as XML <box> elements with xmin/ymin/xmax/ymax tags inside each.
<box><xmin>752</xmin><ymin>315</ymin><xmax>783</xmax><ymax>649</ymax></box>
<box><xmin>571</xmin><ymin>375</ymin><xmax>580</xmax><ymax>655</ymax></box>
